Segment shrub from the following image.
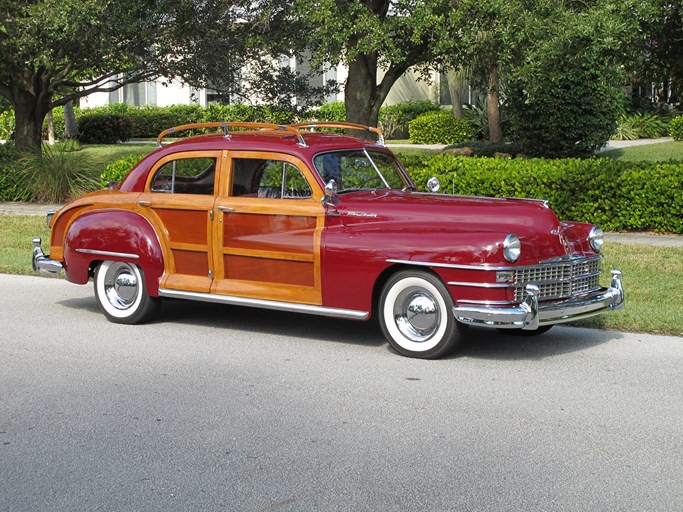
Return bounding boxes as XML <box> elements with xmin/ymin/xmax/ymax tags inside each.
<box><xmin>612</xmin><ymin>113</ymin><xmax>670</xmax><ymax>140</ymax></box>
<box><xmin>100</xmin><ymin>153</ymin><xmax>146</xmax><ymax>187</ymax></box>
<box><xmin>379</xmin><ymin>100</ymin><xmax>440</xmax><ymax>139</ymax></box>
<box><xmin>507</xmin><ymin>36</ymin><xmax>624</xmax><ymax>158</ymax></box>
<box><xmin>1</xmin><ymin>108</ymin><xmax>15</xmax><ymax>140</ymax></box>
<box><xmin>201</xmin><ymin>103</ymin><xmax>299</xmax><ymax>125</ymax></box>
<box><xmin>401</xmin><ymin>154</ymin><xmax>683</xmax><ymax>233</ymax></box>
<box><xmin>408</xmin><ymin>110</ymin><xmax>475</xmax><ymax>145</ymax></box>
<box><xmin>312</xmin><ymin>102</ymin><xmax>346</xmax><ymax>122</ymax></box>
<box><xmin>18</xmin><ymin>145</ymin><xmax>99</xmax><ymax>202</ymax></box>
<box><xmin>0</xmin><ymin>145</ymin><xmax>30</xmax><ymax>201</ymax></box>
<box><xmin>128</xmin><ymin>105</ymin><xmax>203</xmax><ymax>138</ymax></box>
<box><xmin>671</xmin><ymin>116</ymin><xmax>683</xmax><ymax>141</ymax></box>
<box><xmin>307</xmin><ymin>101</ymin><xmax>441</xmax><ymax>139</ymax></box>
<box><xmin>78</xmin><ymin>114</ymin><xmax>134</xmax><ymax>144</ymax></box>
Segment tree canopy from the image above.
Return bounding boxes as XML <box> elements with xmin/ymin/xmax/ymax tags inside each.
<box><xmin>249</xmin><ymin>0</ymin><xmax>453</xmax><ymax>127</ymax></box>
<box><xmin>0</xmin><ymin>0</ymin><xmax>247</xmax><ymax>150</ymax></box>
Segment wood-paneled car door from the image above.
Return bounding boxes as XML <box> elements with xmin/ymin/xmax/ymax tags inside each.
<box><xmin>139</xmin><ymin>150</ymin><xmax>222</xmax><ymax>293</ymax></box>
<box><xmin>212</xmin><ymin>151</ymin><xmax>324</xmax><ymax>305</ymax></box>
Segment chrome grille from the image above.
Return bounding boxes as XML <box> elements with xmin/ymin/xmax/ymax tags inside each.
<box><xmin>514</xmin><ymin>257</ymin><xmax>602</xmax><ymax>302</ymax></box>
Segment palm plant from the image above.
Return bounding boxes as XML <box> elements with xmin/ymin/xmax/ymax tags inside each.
<box><xmin>19</xmin><ymin>144</ymin><xmax>98</xmax><ymax>203</ymax></box>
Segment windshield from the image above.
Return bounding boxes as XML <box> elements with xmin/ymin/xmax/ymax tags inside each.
<box><xmin>312</xmin><ymin>150</ymin><xmax>413</xmax><ymax>193</ymax></box>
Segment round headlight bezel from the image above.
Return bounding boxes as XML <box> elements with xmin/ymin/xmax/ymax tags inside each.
<box><xmin>503</xmin><ymin>234</ymin><xmax>521</xmax><ymax>263</ymax></box>
<box><xmin>589</xmin><ymin>226</ymin><xmax>604</xmax><ymax>253</ymax></box>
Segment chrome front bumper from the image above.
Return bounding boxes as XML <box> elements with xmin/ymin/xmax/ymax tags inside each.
<box><xmin>32</xmin><ymin>238</ymin><xmax>63</xmax><ymax>275</ymax></box>
<box><xmin>453</xmin><ymin>270</ymin><xmax>624</xmax><ymax>330</ymax></box>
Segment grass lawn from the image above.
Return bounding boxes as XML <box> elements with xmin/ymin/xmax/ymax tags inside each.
<box><xmin>79</xmin><ymin>143</ymin><xmax>155</xmax><ymax>177</ymax></box>
<box><xmin>2</xmin><ymin>214</ymin><xmax>681</xmax><ymax>336</ymax></box>
<box><xmin>602</xmin><ymin>140</ymin><xmax>683</xmax><ymax>161</ymax></box>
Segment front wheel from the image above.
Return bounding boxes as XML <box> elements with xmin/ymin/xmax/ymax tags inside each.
<box><xmin>379</xmin><ymin>271</ymin><xmax>465</xmax><ymax>359</ymax></box>
<box><xmin>94</xmin><ymin>261</ymin><xmax>159</xmax><ymax>324</ymax></box>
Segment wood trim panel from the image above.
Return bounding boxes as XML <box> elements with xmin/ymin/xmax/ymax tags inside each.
<box><xmin>212</xmin><ymin>279</ymin><xmax>322</xmax><ymax>305</ymax></box>
<box><xmin>223</xmin><ymin>247</ymin><xmax>315</xmax><ymax>262</ymax></box>
<box><xmin>170</xmin><ymin>242</ymin><xmax>210</xmax><ymax>253</ymax></box>
<box><xmin>210</xmin><ymin>151</ymin><xmax>325</xmax><ymax>304</ymax></box>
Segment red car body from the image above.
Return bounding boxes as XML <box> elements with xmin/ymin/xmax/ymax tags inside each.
<box><xmin>33</xmin><ymin>122</ymin><xmax>624</xmax><ymax>358</ymax></box>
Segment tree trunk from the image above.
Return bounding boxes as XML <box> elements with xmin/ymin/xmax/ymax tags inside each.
<box><xmin>47</xmin><ymin>111</ymin><xmax>55</xmax><ymax>145</ymax></box>
<box><xmin>64</xmin><ymin>101</ymin><xmax>79</xmax><ymax>139</ymax></box>
<box><xmin>446</xmin><ymin>67</ymin><xmax>467</xmax><ymax>119</ymax></box>
<box><xmin>345</xmin><ymin>55</ymin><xmax>382</xmax><ymax>128</ymax></box>
<box><xmin>486</xmin><ymin>60</ymin><xmax>503</xmax><ymax>143</ymax></box>
<box><xmin>13</xmin><ymin>92</ymin><xmax>49</xmax><ymax>152</ymax></box>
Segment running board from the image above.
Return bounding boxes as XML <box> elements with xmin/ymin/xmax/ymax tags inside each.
<box><xmin>158</xmin><ymin>288</ymin><xmax>370</xmax><ymax>320</ymax></box>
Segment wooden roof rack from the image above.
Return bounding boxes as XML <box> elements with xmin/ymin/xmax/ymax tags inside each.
<box><xmin>156</xmin><ymin>121</ymin><xmax>308</xmax><ymax>147</ymax></box>
<box><xmin>291</xmin><ymin>121</ymin><xmax>385</xmax><ymax>146</ymax></box>
<box><xmin>155</xmin><ymin>120</ymin><xmax>386</xmax><ymax>147</ymax></box>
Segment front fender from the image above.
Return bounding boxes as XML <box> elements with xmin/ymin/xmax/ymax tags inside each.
<box><xmin>321</xmin><ymin>229</ymin><xmax>515</xmax><ymax>312</ymax></box>
<box><xmin>63</xmin><ymin>209</ymin><xmax>164</xmax><ymax>295</ymax></box>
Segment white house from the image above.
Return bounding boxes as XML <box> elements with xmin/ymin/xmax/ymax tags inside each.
<box><xmin>81</xmin><ymin>60</ymin><xmax>444</xmax><ymax>109</ymax></box>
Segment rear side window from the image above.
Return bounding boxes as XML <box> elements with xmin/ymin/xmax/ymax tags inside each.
<box><xmin>231</xmin><ymin>158</ymin><xmax>312</xmax><ymax>199</ymax></box>
<box><xmin>151</xmin><ymin>157</ymin><xmax>216</xmax><ymax>195</ymax></box>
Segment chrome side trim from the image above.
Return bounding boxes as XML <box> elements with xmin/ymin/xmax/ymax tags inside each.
<box><xmin>387</xmin><ymin>259</ymin><xmax>511</xmax><ymax>271</ymax></box>
<box><xmin>158</xmin><ymin>288</ymin><xmax>370</xmax><ymax>320</ymax></box>
<box><xmin>388</xmin><ymin>254</ymin><xmax>603</xmax><ymax>272</ymax></box>
<box><xmin>448</xmin><ymin>281</ymin><xmax>514</xmax><ymax>288</ymax></box>
<box><xmin>456</xmin><ymin>299</ymin><xmax>518</xmax><ymax>306</ymax></box>
<box><xmin>410</xmin><ymin>192</ymin><xmax>548</xmax><ymax>206</ymax></box>
<box><xmin>75</xmin><ymin>248</ymin><xmax>140</xmax><ymax>259</ymax></box>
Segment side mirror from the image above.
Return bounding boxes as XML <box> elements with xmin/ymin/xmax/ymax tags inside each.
<box><xmin>325</xmin><ymin>179</ymin><xmax>338</xmax><ymax>196</ymax></box>
<box><xmin>426</xmin><ymin>177</ymin><xmax>441</xmax><ymax>193</ymax></box>
<box><xmin>322</xmin><ymin>179</ymin><xmax>338</xmax><ymax>208</ymax></box>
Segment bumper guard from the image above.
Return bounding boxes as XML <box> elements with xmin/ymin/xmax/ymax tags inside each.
<box><xmin>453</xmin><ymin>270</ymin><xmax>624</xmax><ymax>330</ymax></box>
<box><xmin>32</xmin><ymin>238</ymin><xmax>63</xmax><ymax>275</ymax></box>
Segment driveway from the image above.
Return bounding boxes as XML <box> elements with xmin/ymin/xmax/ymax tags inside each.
<box><xmin>1</xmin><ymin>274</ymin><xmax>682</xmax><ymax>511</ymax></box>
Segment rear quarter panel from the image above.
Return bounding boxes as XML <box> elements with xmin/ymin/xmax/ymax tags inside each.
<box><xmin>55</xmin><ymin>206</ymin><xmax>164</xmax><ymax>295</ymax></box>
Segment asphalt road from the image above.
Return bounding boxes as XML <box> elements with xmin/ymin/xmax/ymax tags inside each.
<box><xmin>1</xmin><ymin>274</ymin><xmax>682</xmax><ymax>512</ymax></box>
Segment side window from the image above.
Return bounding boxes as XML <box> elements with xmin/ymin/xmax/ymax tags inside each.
<box><xmin>151</xmin><ymin>157</ymin><xmax>216</xmax><ymax>195</ymax></box>
<box><xmin>231</xmin><ymin>158</ymin><xmax>312</xmax><ymax>199</ymax></box>
<box><xmin>283</xmin><ymin>163</ymin><xmax>312</xmax><ymax>198</ymax></box>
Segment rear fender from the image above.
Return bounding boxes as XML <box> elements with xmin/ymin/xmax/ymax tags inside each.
<box><xmin>63</xmin><ymin>209</ymin><xmax>164</xmax><ymax>295</ymax></box>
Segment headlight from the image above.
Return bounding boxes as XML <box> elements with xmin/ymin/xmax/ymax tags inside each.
<box><xmin>503</xmin><ymin>234</ymin><xmax>521</xmax><ymax>262</ymax></box>
<box><xmin>589</xmin><ymin>226</ymin><xmax>604</xmax><ymax>252</ymax></box>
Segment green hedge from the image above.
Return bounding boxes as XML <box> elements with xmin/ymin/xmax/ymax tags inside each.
<box><xmin>408</xmin><ymin>110</ymin><xmax>475</xmax><ymax>145</ymax></box>
<box><xmin>99</xmin><ymin>153</ymin><xmax>147</xmax><ymax>187</ymax></box>
<box><xmin>306</xmin><ymin>100</ymin><xmax>441</xmax><ymax>139</ymax></box>
<box><xmin>403</xmin><ymin>155</ymin><xmax>683</xmax><ymax>233</ymax></box>
<box><xmin>78</xmin><ymin>114</ymin><xmax>134</xmax><ymax>143</ymax></box>
<box><xmin>671</xmin><ymin>116</ymin><xmax>683</xmax><ymax>141</ymax></box>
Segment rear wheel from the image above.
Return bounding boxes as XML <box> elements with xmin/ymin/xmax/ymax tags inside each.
<box><xmin>94</xmin><ymin>261</ymin><xmax>159</xmax><ymax>324</ymax></box>
<box><xmin>379</xmin><ymin>270</ymin><xmax>465</xmax><ymax>359</ymax></box>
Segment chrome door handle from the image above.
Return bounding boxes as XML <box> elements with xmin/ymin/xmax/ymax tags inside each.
<box><xmin>137</xmin><ymin>200</ymin><xmax>151</xmax><ymax>207</ymax></box>
<box><xmin>218</xmin><ymin>205</ymin><xmax>234</xmax><ymax>212</ymax></box>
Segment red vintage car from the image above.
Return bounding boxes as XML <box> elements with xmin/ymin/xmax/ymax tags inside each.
<box><xmin>33</xmin><ymin>121</ymin><xmax>624</xmax><ymax>358</ymax></box>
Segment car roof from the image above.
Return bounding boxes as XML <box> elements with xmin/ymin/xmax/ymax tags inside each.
<box><xmin>119</xmin><ymin>122</ymin><xmax>391</xmax><ymax>192</ymax></box>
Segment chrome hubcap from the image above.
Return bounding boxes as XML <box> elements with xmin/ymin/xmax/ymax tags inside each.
<box><xmin>394</xmin><ymin>289</ymin><xmax>440</xmax><ymax>342</ymax></box>
<box><xmin>104</xmin><ymin>263</ymin><xmax>139</xmax><ymax>310</ymax></box>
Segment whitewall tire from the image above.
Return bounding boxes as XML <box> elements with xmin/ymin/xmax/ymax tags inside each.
<box><xmin>379</xmin><ymin>270</ymin><xmax>464</xmax><ymax>359</ymax></box>
<box><xmin>94</xmin><ymin>261</ymin><xmax>159</xmax><ymax>324</ymax></box>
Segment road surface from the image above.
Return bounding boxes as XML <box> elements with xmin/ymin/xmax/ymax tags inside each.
<box><xmin>1</xmin><ymin>274</ymin><xmax>682</xmax><ymax>511</ymax></box>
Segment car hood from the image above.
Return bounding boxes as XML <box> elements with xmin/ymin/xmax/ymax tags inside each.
<box><xmin>331</xmin><ymin>190</ymin><xmax>591</xmax><ymax>264</ymax></box>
